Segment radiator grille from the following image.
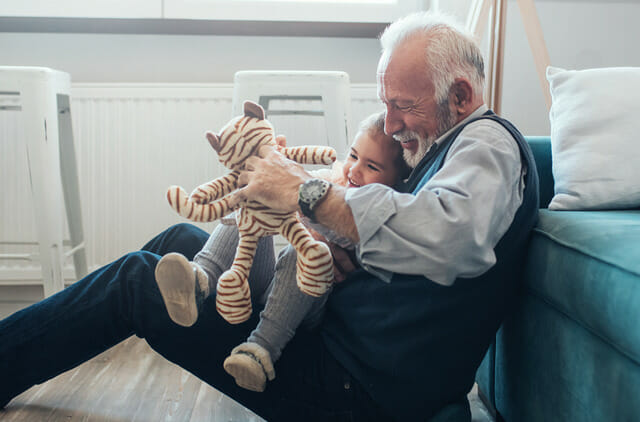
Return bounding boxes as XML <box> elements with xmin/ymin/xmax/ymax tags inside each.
<box><xmin>0</xmin><ymin>83</ymin><xmax>381</xmax><ymax>284</ymax></box>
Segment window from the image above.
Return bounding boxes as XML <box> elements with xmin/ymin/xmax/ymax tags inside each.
<box><xmin>0</xmin><ymin>0</ymin><xmax>161</xmax><ymax>18</ymax></box>
<box><xmin>163</xmin><ymin>0</ymin><xmax>427</xmax><ymax>23</ymax></box>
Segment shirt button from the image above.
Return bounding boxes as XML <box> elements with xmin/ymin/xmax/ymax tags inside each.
<box><xmin>344</xmin><ymin>381</ymin><xmax>351</xmax><ymax>390</ymax></box>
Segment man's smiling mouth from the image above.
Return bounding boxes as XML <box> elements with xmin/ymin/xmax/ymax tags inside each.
<box><xmin>398</xmin><ymin>138</ymin><xmax>417</xmax><ymax>150</ymax></box>
<box><xmin>394</xmin><ymin>133</ymin><xmax>419</xmax><ymax>150</ymax></box>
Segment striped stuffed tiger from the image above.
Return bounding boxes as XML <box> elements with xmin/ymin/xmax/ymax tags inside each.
<box><xmin>166</xmin><ymin>100</ymin><xmax>336</xmax><ymax>324</ymax></box>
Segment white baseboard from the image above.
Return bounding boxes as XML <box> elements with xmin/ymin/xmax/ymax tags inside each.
<box><xmin>0</xmin><ymin>265</ymin><xmax>80</xmax><ymax>285</ymax></box>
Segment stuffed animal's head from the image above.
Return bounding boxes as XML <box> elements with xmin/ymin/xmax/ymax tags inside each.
<box><xmin>206</xmin><ymin>101</ymin><xmax>276</xmax><ymax>170</ymax></box>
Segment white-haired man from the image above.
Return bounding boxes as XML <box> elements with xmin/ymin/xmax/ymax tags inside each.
<box><xmin>231</xmin><ymin>11</ymin><xmax>540</xmax><ymax>420</ymax></box>
<box><xmin>0</xmin><ymin>12</ymin><xmax>539</xmax><ymax>421</ymax></box>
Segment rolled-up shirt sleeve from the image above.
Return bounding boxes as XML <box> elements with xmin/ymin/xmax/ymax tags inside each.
<box><xmin>345</xmin><ymin>120</ymin><xmax>525</xmax><ymax>286</ymax></box>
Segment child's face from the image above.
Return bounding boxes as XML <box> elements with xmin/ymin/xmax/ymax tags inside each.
<box><xmin>343</xmin><ymin>131</ymin><xmax>401</xmax><ymax>188</ymax></box>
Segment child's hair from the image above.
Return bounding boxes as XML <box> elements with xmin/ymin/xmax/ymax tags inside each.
<box><xmin>356</xmin><ymin>111</ymin><xmax>411</xmax><ymax>181</ymax></box>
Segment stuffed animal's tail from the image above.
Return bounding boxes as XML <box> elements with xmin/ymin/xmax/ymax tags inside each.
<box><xmin>166</xmin><ymin>186</ymin><xmax>234</xmax><ymax>222</ymax></box>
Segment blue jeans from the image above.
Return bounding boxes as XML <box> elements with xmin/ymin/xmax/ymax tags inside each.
<box><xmin>0</xmin><ymin>224</ymin><xmax>386</xmax><ymax>421</ymax></box>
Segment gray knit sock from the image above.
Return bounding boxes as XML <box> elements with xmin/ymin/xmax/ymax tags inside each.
<box><xmin>248</xmin><ymin>245</ymin><xmax>331</xmax><ymax>362</ymax></box>
<box><xmin>194</xmin><ymin>222</ymin><xmax>276</xmax><ymax>302</ymax></box>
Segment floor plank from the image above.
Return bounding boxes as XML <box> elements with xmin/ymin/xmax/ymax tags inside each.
<box><xmin>0</xmin><ymin>337</ymin><xmax>265</xmax><ymax>422</ymax></box>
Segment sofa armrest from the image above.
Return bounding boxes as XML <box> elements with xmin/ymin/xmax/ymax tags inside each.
<box><xmin>476</xmin><ymin>136</ymin><xmax>553</xmax><ymax>412</ymax></box>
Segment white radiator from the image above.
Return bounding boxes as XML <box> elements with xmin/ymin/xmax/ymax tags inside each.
<box><xmin>0</xmin><ymin>83</ymin><xmax>381</xmax><ymax>285</ymax></box>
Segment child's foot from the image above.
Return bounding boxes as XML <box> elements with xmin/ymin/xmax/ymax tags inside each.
<box><xmin>223</xmin><ymin>342</ymin><xmax>275</xmax><ymax>392</ymax></box>
<box><xmin>155</xmin><ymin>252</ymin><xmax>210</xmax><ymax>327</ymax></box>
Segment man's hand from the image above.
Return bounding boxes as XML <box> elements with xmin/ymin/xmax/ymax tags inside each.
<box><xmin>230</xmin><ymin>144</ymin><xmax>310</xmax><ymax>212</ymax></box>
<box><xmin>228</xmin><ymin>133</ymin><xmax>360</xmax><ymax>248</ymax></box>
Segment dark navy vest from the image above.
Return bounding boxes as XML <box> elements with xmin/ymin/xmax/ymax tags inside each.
<box><xmin>321</xmin><ymin>112</ymin><xmax>539</xmax><ymax>420</ymax></box>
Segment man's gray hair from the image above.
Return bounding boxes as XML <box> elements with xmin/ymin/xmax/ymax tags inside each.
<box><xmin>380</xmin><ymin>11</ymin><xmax>485</xmax><ymax>104</ymax></box>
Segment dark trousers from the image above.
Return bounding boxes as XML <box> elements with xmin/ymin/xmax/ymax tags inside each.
<box><xmin>0</xmin><ymin>223</ymin><xmax>387</xmax><ymax>422</ymax></box>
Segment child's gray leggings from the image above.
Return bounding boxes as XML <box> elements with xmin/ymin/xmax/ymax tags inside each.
<box><xmin>193</xmin><ymin>223</ymin><xmax>330</xmax><ymax>362</ymax></box>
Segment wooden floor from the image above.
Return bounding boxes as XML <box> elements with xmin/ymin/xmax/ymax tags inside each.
<box><xmin>0</xmin><ymin>336</ymin><xmax>494</xmax><ymax>422</ymax></box>
<box><xmin>0</xmin><ymin>337</ymin><xmax>265</xmax><ymax>422</ymax></box>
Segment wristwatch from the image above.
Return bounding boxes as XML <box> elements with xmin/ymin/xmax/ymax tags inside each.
<box><xmin>298</xmin><ymin>178</ymin><xmax>331</xmax><ymax>222</ymax></box>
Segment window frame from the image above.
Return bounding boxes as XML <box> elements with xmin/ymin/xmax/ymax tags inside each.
<box><xmin>163</xmin><ymin>0</ymin><xmax>427</xmax><ymax>24</ymax></box>
<box><xmin>0</xmin><ymin>0</ymin><xmax>161</xmax><ymax>18</ymax></box>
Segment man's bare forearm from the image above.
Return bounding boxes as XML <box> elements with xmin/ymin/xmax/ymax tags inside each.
<box><xmin>311</xmin><ymin>184</ymin><xmax>360</xmax><ymax>244</ymax></box>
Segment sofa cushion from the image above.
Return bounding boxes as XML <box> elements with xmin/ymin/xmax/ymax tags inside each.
<box><xmin>546</xmin><ymin>66</ymin><xmax>640</xmax><ymax>211</ymax></box>
<box><xmin>524</xmin><ymin>209</ymin><xmax>640</xmax><ymax>364</ymax></box>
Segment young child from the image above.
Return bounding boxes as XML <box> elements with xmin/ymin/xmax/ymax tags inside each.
<box><xmin>155</xmin><ymin>111</ymin><xmax>409</xmax><ymax>392</ymax></box>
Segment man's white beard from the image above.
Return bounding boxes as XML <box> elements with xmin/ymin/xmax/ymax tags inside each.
<box><xmin>397</xmin><ymin>102</ymin><xmax>458</xmax><ymax>169</ymax></box>
<box><xmin>401</xmin><ymin>132</ymin><xmax>431</xmax><ymax>168</ymax></box>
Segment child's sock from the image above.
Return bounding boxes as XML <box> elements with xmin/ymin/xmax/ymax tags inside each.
<box><xmin>246</xmin><ymin>245</ymin><xmax>304</xmax><ymax>363</ymax></box>
<box><xmin>194</xmin><ymin>222</ymin><xmax>277</xmax><ymax>303</ymax></box>
<box><xmin>193</xmin><ymin>222</ymin><xmax>241</xmax><ymax>295</ymax></box>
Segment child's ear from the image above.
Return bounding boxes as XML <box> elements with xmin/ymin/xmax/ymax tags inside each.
<box><xmin>206</xmin><ymin>131</ymin><xmax>221</xmax><ymax>151</ymax></box>
<box><xmin>243</xmin><ymin>100</ymin><xmax>266</xmax><ymax>120</ymax></box>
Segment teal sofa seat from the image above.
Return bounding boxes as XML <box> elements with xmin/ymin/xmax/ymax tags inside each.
<box><xmin>476</xmin><ymin>137</ymin><xmax>640</xmax><ymax>421</ymax></box>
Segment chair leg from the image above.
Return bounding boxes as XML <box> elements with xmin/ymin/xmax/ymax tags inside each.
<box><xmin>321</xmin><ymin>91</ymin><xmax>351</xmax><ymax>157</ymax></box>
<box><xmin>22</xmin><ymin>83</ymin><xmax>66</xmax><ymax>297</ymax></box>
<box><xmin>57</xmin><ymin>93</ymin><xmax>88</xmax><ymax>280</ymax></box>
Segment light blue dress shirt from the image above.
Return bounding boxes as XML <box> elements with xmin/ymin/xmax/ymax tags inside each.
<box><xmin>345</xmin><ymin>105</ymin><xmax>526</xmax><ymax>286</ymax></box>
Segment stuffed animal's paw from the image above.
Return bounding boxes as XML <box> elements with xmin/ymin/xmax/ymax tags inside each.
<box><xmin>296</xmin><ymin>241</ymin><xmax>334</xmax><ymax>297</ymax></box>
<box><xmin>216</xmin><ymin>269</ymin><xmax>252</xmax><ymax>324</ymax></box>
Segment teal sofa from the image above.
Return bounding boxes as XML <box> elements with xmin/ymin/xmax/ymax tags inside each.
<box><xmin>476</xmin><ymin>136</ymin><xmax>640</xmax><ymax>421</ymax></box>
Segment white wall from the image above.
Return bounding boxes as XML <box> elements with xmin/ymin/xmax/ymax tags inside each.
<box><xmin>0</xmin><ymin>32</ymin><xmax>381</xmax><ymax>83</ymax></box>
<box><xmin>2</xmin><ymin>1</ymin><xmax>639</xmax><ymax>135</ymax></box>
<box><xmin>438</xmin><ymin>0</ymin><xmax>640</xmax><ymax>134</ymax></box>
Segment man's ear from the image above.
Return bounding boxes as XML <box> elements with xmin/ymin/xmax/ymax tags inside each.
<box><xmin>243</xmin><ymin>100</ymin><xmax>266</xmax><ymax>120</ymax></box>
<box><xmin>450</xmin><ymin>78</ymin><xmax>474</xmax><ymax>115</ymax></box>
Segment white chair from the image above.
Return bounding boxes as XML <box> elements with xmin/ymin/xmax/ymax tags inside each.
<box><xmin>0</xmin><ymin>66</ymin><xmax>88</xmax><ymax>297</ymax></box>
<box><xmin>232</xmin><ymin>70</ymin><xmax>352</xmax><ymax>156</ymax></box>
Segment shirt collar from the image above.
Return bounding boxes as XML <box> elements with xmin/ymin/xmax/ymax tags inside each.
<box><xmin>429</xmin><ymin>104</ymin><xmax>489</xmax><ymax>150</ymax></box>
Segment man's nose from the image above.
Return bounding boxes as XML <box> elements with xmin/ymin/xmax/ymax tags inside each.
<box><xmin>384</xmin><ymin>108</ymin><xmax>403</xmax><ymax>136</ymax></box>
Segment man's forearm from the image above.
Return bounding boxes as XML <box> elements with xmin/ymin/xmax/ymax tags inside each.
<box><xmin>234</xmin><ymin>146</ymin><xmax>360</xmax><ymax>243</ymax></box>
<box><xmin>311</xmin><ymin>184</ymin><xmax>360</xmax><ymax>244</ymax></box>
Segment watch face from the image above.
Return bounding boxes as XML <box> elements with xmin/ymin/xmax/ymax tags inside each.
<box><xmin>307</xmin><ymin>182</ymin><xmax>325</xmax><ymax>201</ymax></box>
<box><xmin>301</xmin><ymin>179</ymin><xmax>328</xmax><ymax>204</ymax></box>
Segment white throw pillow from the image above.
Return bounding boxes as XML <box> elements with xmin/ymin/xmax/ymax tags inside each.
<box><xmin>547</xmin><ymin>66</ymin><xmax>640</xmax><ymax>210</ymax></box>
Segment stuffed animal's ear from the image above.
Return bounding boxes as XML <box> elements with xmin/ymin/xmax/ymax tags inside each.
<box><xmin>243</xmin><ymin>101</ymin><xmax>265</xmax><ymax>120</ymax></box>
<box><xmin>206</xmin><ymin>131</ymin><xmax>221</xmax><ymax>152</ymax></box>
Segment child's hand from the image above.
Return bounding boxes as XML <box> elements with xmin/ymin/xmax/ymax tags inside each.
<box><xmin>328</xmin><ymin>243</ymin><xmax>358</xmax><ymax>283</ymax></box>
<box><xmin>275</xmin><ymin>134</ymin><xmax>287</xmax><ymax>152</ymax></box>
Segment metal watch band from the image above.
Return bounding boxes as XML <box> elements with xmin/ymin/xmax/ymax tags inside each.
<box><xmin>298</xmin><ymin>178</ymin><xmax>331</xmax><ymax>222</ymax></box>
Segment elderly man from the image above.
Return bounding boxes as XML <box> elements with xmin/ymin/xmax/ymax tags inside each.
<box><xmin>0</xmin><ymin>11</ymin><xmax>538</xmax><ymax>422</ymax></box>
<box><xmin>229</xmin><ymin>11</ymin><xmax>540</xmax><ymax>420</ymax></box>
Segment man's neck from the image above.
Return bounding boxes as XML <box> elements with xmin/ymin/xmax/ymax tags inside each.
<box><xmin>432</xmin><ymin>104</ymin><xmax>489</xmax><ymax>148</ymax></box>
